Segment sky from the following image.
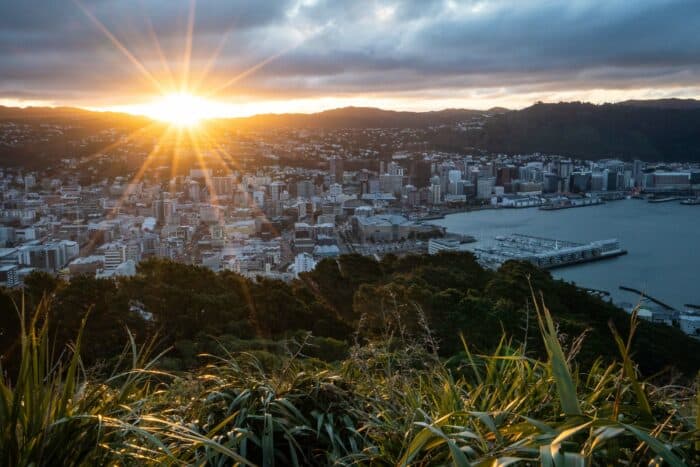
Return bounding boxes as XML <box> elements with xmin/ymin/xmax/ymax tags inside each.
<box><xmin>1</xmin><ymin>0</ymin><xmax>700</xmax><ymax>118</ymax></box>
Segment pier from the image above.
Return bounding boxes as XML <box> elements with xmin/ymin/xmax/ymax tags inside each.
<box><xmin>619</xmin><ymin>286</ymin><xmax>677</xmax><ymax>311</ymax></box>
<box><xmin>474</xmin><ymin>234</ymin><xmax>626</xmax><ymax>270</ymax></box>
<box><xmin>540</xmin><ymin>197</ymin><xmax>604</xmax><ymax>210</ymax></box>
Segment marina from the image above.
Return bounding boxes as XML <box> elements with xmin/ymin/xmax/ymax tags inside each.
<box><xmin>473</xmin><ymin>234</ymin><xmax>626</xmax><ymax>270</ymax></box>
<box><xmin>434</xmin><ymin>199</ymin><xmax>700</xmax><ymax>311</ymax></box>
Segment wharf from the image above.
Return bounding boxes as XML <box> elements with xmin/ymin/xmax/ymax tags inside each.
<box><xmin>474</xmin><ymin>234</ymin><xmax>626</xmax><ymax>270</ymax></box>
<box><xmin>619</xmin><ymin>286</ymin><xmax>677</xmax><ymax>311</ymax></box>
<box><xmin>540</xmin><ymin>197</ymin><xmax>604</xmax><ymax>211</ymax></box>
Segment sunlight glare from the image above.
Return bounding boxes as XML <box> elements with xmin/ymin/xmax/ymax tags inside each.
<box><xmin>139</xmin><ymin>93</ymin><xmax>221</xmax><ymax>126</ymax></box>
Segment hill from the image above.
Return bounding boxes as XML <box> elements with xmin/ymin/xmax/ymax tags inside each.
<box><xmin>0</xmin><ymin>105</ymin><xmax>151</xmax><ymax>126</ymax></box>
<box><xmin>221</xmin><ymin>106</ymin><xmax>501</xmax><ymax>129</ymax></box>
<box><xmin>476</xmin><ymin>101</ymin><xmax>700</xmax><ymax>161</ymax></box>
<box><xmin>617</xmin><ymin>98</ymin><xmax>700</xmax><ymax>110</ymax></box>
<box><xmin>0</xmin><ymin>105</ymin><xmax>499</xmax><ymax>129</ymax></box>
<box><xmin>4</xmin><ymin>101</ymin><xmax>700</xmax><ymax>161</ymax></box>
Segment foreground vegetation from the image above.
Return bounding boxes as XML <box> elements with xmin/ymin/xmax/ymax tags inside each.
<box><xmin>1</xmin><ymin>293</ymin><xmax>698</xmax><ymax>465</ymax></box>
<box><xmin>2</xmin><ymin>253</ymin><xmax>699</xmax><ymax>378</ymax></box>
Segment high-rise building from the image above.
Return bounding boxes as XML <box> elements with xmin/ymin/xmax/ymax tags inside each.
<box><xmin>476</xmin><ymin>177</ymin><xmax>496</xmax><ymax>199</ymax></box>
<box><xmin>449</xmin><ymin>179</ymin><xmax>467</xmax><ymax>195</ymax></box>
<box><xmin>270</xmin><ymin>181</ymin><xmax>285</xmax><ymax>201</ymax></box>
<box><xmin>496</xmin><ymin>166</ymin><xmax>518</xmax><ymax>186</ymax></box>
<box><xmin>409</xmin><ymin>159</ymin><xmax>431</xmax><ymax>188</ymax></box>
<box><xmin>607</xmin><ymin>170</ymin><xmax>619</xmax><ymax>191</ymax></box>
<box><xmin>379</xmin><ymin>174</ymin><xmax>403</xmax><ymax>195</ymax></box>
<box><xmin>570</xmin><ymin>172</ymin><xmax>592</xmax><ymax>193</ymax></box>
<box><xmin>329</xmin><ymin>183</ymin><xmax>343</xmax><ymax>199</ymax></box>
<box><xmin>591</xmin><ymin>173</ymin><xmax>605</xmax><ymax>192</ymax></box>
<box><xmin>212</xmin><ymin>176</ymin><xmax>235</xmax><ymax>196</ymax></box>
<box><xmin>329</xmin><ymin>156</ymin><xmax>344</xmax><ymax>182</ymax></box>
<box><xmin>404</xmin><ymin>185</ymin><xmax>419</xmax><ymax>207</ymax></box>
<box><xmin>557</xmin><ymin>160</ymin><xmax>573</xmax><ymax>179</ymax></box>
<box><xmin>293</xmin><ymin>223</ymin><xmax>315</xmax><ymax>254</ymax></box>
<box><xmin>430</xmin><ymin>183</ymin><xmax>442</xmax><ymax>205</ymax></box>
<box><xmin>296</xmin><ymin>180</ymin><xmax>314</xmax><ymax>200</ymax></box>
<box><xmin>633</xmin><ymin>160</ymin><xmax>644</xmax><ymax>187</ymax></box>
<box><xmin>102</xmin><ymin>243</ymin><xmax>127</xmax><ymax>270</ymax></box>
<box><xmin>543</xmin><ymin>173</ymin><xmax>561</xmax><ymax>193</ymax></box>
<box><xmin>187</xmin><ymin>180</ymin><xmax>201</xmax><ymax>202</ymax></box>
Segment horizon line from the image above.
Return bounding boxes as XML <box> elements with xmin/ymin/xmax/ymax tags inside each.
<box><xmin>1</xmin><ymin>96</ymin><xmax>699</xmax><ymax>123</ymax></box>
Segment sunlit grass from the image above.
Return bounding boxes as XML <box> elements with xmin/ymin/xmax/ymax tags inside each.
<box><xmin>2</xmin><ymin>295</ymin><xmax>697</xmax><ymax>465</ymax></box>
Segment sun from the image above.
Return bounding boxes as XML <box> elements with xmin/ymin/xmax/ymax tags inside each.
<box><xmin>139</xmin><ymin>93</ymin><xmax>221</xmax><ymax>127</ymax></box>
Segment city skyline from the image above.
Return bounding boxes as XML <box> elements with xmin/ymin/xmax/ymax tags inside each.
<box><xmin>2</xmin><ymin>0</ymin><xmax>700</xmax><ymax>120</ymax></box>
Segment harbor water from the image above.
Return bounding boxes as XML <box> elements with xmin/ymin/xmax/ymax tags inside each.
<box><xmin>434</xmin><ymin>199</ymin><xmax>700</xmax><ymax>310</ymax></box>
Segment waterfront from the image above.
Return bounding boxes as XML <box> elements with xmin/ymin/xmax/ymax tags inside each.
<box><xmin>435</xmin><ymin>199</ymin><xmax>700</xmax><ymax>310</ymax></box>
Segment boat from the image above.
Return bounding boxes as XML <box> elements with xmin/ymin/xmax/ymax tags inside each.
<box><xmin>680</xmin><ymin>198</ymin><xmax>700</xmax><ymax>205</ymax></box>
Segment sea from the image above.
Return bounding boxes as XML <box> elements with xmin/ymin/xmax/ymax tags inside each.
<box><xmin>434</xmin><ymin>199</ymin><xmax>700</xmax><ymax>310</ymax></box>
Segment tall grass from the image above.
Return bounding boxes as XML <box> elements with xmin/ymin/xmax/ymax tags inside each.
<box><xmin>1</xmin><ymin>296</ymin><xmax>697</xmax><ymax>465</ymax></box>
<box><xmin>0</xmin><ymin>299</ymin><xmax>159</xmax><ymax>465</ymax></box>
<box><xmin>0</xmin><ymin>300</ymin><xmax>243</xmax><ymax>465</ymax></box>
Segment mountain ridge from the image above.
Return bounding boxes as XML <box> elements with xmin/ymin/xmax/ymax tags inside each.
<box><xmin>477</xmin><ymin>101</ymin><xmax>700</xmax><ymax>161</ymax></box>
<box><xmin>1</xmin><ymin>98</ymin><xmax>699</xmax><ymax>126</ymax></box>
<box><xmin>3</xmin><ymin>100</ymin><xmax>700</xmax><ymax>161</ymax></box>
<box><xmin>0</xmin><ymin>104</ymin><xmax>504</xmax><ymax>125</ymax></box>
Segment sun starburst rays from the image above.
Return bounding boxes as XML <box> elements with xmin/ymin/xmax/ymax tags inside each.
<box><xmin>74</xmin><ymin>0</ymin><xmax>303</xmax><ymax>220</ymax></box>
<box><xmin>73</xmin><ymin>0</ymin><xmax>167</xmax><ymax>96</ymax></box>
<box><xmin>180</xmin><ymin>0</ymin><xmax>197</xmax><ymax>94</ymax></box>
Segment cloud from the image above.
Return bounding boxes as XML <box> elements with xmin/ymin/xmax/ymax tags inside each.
<box><xmin>1</xmin><ymin>0</ymin><xmax>699</xmax><ymax>108</ymax></box>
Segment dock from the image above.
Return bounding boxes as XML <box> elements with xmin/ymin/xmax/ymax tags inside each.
<box><xmin>474</xmin><ymin>234</ymin><xmax>626</xmax><ymax>269</ymax></box>
<box><xmin>540</xmin><ymin>197</ymin><xmax>604</xmax><ymax>211</ymax></box>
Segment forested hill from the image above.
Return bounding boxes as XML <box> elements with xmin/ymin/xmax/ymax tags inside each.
<box><xmin>475</xmin><ymin>101</ymin><xmax>700</xmax><ymax>162</ymax></box>
<box><xmin>0</xmin><ymin>105</ymin><xmax>497</xmax><ymax>129</ymax></box>
<box><xmin>4</xmin><ymin>100</ymin><xmax>700</xmax><ymax>161</ymax></box>
<box><xmin>222</xmin><ymin>106</ymin><xmax>500</xmax><ymax>129</ymax></box>
<box><xmin>2</xmin><ymin>252</ymin><xmax>698</xmax><ymax>378</ymax></box>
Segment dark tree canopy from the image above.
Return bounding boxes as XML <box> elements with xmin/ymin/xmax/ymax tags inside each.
<box><xmin>2</xmin><ymin>253</ymin><xmax>698</xmax><ymax>376</ymax></box>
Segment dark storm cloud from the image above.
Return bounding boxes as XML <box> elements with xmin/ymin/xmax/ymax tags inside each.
<box><xmin>1</xmin><ymin>0</ymin><xmax>700</xmax><ymax>104</ymax></box>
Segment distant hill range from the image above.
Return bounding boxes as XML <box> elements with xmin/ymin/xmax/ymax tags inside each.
<box><xmin>617</xmin><ymin>98</ymin><xmax>700</xmax><ymax>110</ymax></box>
<box><xmin>222</xmin><ymin>106</ymin><xmax>504</xmax><ymax>129</ymax></box>
<box><xmin>476</xmin><ymin>100</ymin><xmax>700</xmax><ymax>162</ymax></box>
<box><xmin>0</xmin><ymin>105</ymin><xmax>151</xmax><ymax>126</ymax></box>
<box><xmin>0</xmin><ymin>105</ymin><xmax>499</xmax><ymax>128</ymax></box>
<box><xmin>2</xmin><ymin>99</ymin><xmax>700</xmax><ymax>161</ymax></box>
